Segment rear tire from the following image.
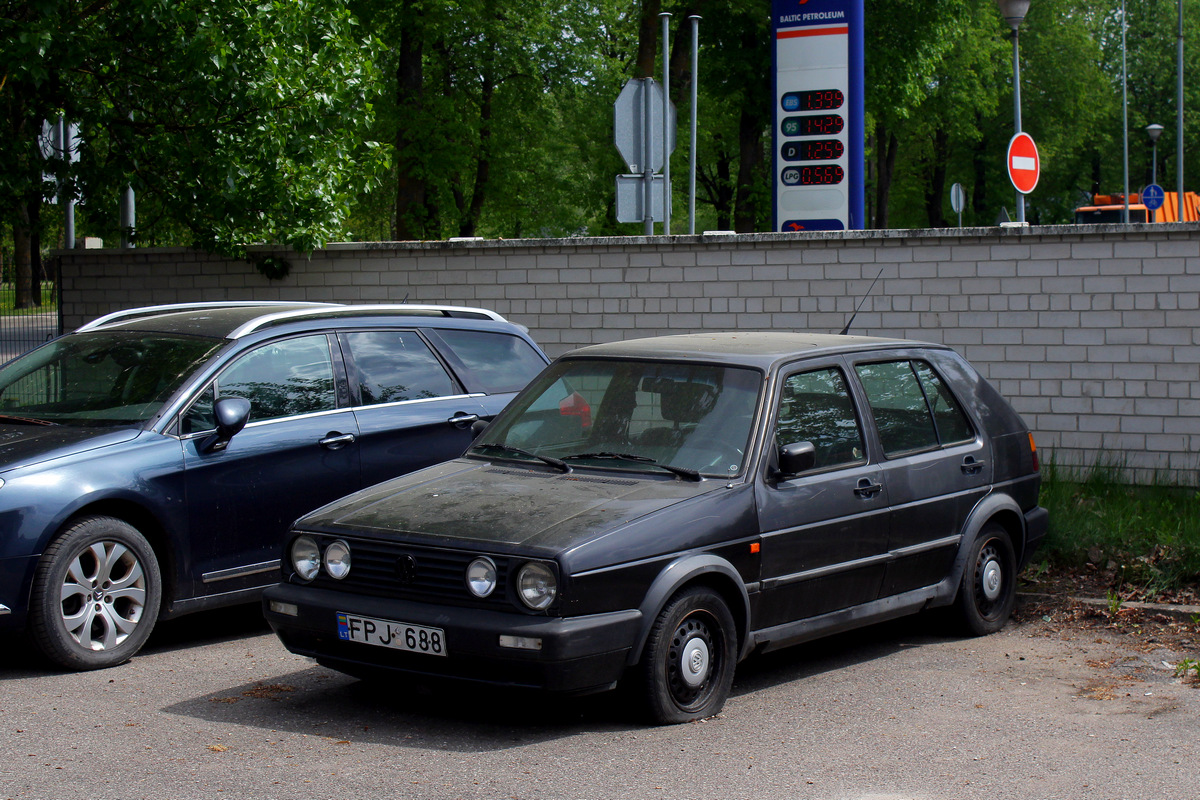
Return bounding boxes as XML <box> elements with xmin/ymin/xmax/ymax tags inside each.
<box><xmin>954</xmin><ymin>523</ymin><xmax>1016</xmax><ymax>636</ymax></box>
<box><xmin>640</xmin><ymin>587</ymin><xmax>737</xmax><ymax>724</ymax></box>
<box><xmin>30</xmin><ymin>516</ymin><xmax>162</xmax><ymax>670</ymax></box>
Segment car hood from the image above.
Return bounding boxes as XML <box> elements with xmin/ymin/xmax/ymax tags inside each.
<box><xmin>298</xmin><ymin>458</ymin><xmax>725</xmax><ymax>554</ymax></box>
<box><xmin>0</xmin><ymin>423</ymin><xmax>143</xmax><ymax>473</ymax></box>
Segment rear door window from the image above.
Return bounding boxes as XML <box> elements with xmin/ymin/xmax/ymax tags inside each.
<box><xmin>855</xmin><ymin>359</ymin><xmax>974</xmax><ymax>456</ymax></box>
<box><xmin>340</xmin><ymin>330</ymin><xmax>460</xmax><ymax>405</ymax></box>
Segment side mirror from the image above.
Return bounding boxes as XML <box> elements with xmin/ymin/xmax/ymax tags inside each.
<box><xmin>470</xmin><ymin>418</ymin><xmax>490</xmax><ymax>438</ymax></box>
<box><xmin>198</xmin><ymin>396</ymin><xmax>252</xmax><ymax>454</ymax></box>
<box><xmin>777</xmin><ymin>441</ymin><xmax>816</xmax><ymax>477</ymax></box>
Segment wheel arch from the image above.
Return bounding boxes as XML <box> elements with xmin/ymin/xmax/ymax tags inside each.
<box><xmin>939</xmin><ymin>493</ymin><xmax>1026</xmax><ymax>606</ymax></box>
<box><xmin>627</xmin><ymin>554</ymin><xmax>752</xmax><ymax>668</ymax></box>
<box><xmin>53</xmin><ymin>499</ymin><xmax>177</xmax><ymax>615</ymax></box>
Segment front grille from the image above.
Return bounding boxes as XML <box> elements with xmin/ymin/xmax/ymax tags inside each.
<box><xmin>306</xmin><ymin>536</ymin><xmax>514</xmax><ymax>610</ymax></box>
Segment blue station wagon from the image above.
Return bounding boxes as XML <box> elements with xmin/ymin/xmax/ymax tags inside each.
<box><xmin>0</xmin><ymin>302</ymin><xmax>548</xmax><ymax>670</ymax></box>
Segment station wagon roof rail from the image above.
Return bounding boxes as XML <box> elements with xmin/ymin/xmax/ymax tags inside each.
<box><xmin>228</xmin><ymin>304</ymin><xmax>509</xmax><ymax>338</ymax></box>
<box><xmin>76</xmin><ymin>301</ymin><xmax>337</xmax><ymax>331</ymax></box>
<box><xmin>78</xmin><ymin>302</ymin><xmax>510</xmax><ymax>338</ymax></box>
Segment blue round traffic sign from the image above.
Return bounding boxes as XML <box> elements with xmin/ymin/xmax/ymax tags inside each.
<box><xmin>1142</xmin><ymin>183</ymin><xmax>1165</xmax><ymax>211</ymax></box>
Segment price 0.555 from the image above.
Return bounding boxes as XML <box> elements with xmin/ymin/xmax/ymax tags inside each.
<box><xmin>781</xmin><ymin>165</ymin><xmax>845</xmax><ymax>186</ymax></box>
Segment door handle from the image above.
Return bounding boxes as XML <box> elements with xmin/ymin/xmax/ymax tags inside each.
<box><xmin>854</xmin><ymin>478</ymin><xmax>884</xmax><ymax>498</ymax></box>
<box><xmin>961</xmin><ymin>456</ymin><xmax>986</xmax><ymax>475</ymax></box>
<box><xmin>319</xmin><ymin>432</ymin><xmax>357</xmax><ymax>450</ymax></box>
<box><xmin>448</xmin><ymin>412</ymin><xmax>480</xmax><ymax>429</ymax></box>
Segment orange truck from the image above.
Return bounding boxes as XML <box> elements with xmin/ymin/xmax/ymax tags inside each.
<box><xmin>1074</xmin><ymin>191</ymin><xmax>1200</xmax><ymax>223</ymax></box>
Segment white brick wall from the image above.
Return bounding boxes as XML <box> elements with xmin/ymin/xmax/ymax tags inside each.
<box><xmin>56</xmin><ymin>224</ymin><xmax>1200</xmax><ymax>485</ymax></box>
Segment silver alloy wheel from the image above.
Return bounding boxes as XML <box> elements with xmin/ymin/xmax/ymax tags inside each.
<box><xmin>59</xmin><ymin>540</ymin><xmax>148</xmax><ymax>651</ymax></box>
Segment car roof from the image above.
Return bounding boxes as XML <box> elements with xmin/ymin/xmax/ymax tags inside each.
<box><xmin>564</xmin><ymin>331</ymin><xmax>944</xmax><ymax>371</ymax></box>
<box><xmin>75</xmin><ymin>302</ymin><xmax>513</xmax><ymax>340</ymax></box>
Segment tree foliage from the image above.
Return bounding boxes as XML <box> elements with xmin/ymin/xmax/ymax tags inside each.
<box><xmin>6</xmin><ymin>0</ymin><xmax>1200</xmax><ymax>283</ymax></box>
<box><xmin>2</xmin><ymin>0</ymin><xmax>388</xmax><ymax>304</ymax></box>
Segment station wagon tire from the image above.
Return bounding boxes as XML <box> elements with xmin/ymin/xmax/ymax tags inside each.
<box><xmin>955</xmin><ymin>523</ymin><xmax>1017</xmax><ymax>636</ymax></box>
<box><xmin>29</xmin><ymin>516</ymin><xmax>162</xmax><ymax>671</ymax></box>
<box><xmin>640</xmin><ymin>587</ymin><xmax>737</xmax><ymax>724</ymax></box>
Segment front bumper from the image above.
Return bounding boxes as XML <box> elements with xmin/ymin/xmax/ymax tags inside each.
<box><xmin>0</xmin><ymin>554</ymin><xmax>36</xmax><ymax>630</ymax></box>
<box><xmin>263</xmin><ymin>583</ymin><xmax>643</xmax><ymax>694</ymax></box>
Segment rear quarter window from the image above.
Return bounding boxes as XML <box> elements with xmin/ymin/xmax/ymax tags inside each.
<box><xmin>431</xmin><ymin>329</ymin><xmax>547</xmax><ymax>394</ymax></box>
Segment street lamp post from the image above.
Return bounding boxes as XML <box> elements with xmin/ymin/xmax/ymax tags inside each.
<box><xmin>1146</xmin><ymin>122</ymin><xmax>1164</xmax><ymax>222</ymax></box>
<box><xmin>1146</xmin><ymin>123</ymin><xmax>1164</xmax><ymax>185</ymax></box>
<box><xmin>996</xmin><ymin>0</ymin><xmax>1030</xmax><ymax>224</ymax></box>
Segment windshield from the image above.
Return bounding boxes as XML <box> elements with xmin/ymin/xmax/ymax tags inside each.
<box><xmin>0</xmin><ymin>332</ymin><xmax>224</xmax><ymax>426</ymax></box>
<box><xmin>474</xmin><ymin>358</ymin><xmax>762</xmax><ymax>478</ymax></box>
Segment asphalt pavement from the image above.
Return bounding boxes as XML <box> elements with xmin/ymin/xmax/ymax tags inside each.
<box><xmin>2</xmin><ymin>602</ymin><xmax>1196</xmax><ymax>800</ymax></box>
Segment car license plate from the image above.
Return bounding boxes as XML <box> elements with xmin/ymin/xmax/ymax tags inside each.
<box><xmin>337</xmin><ymin>612</ymin><xmax>446</xmax><ymax>657</ymax></box>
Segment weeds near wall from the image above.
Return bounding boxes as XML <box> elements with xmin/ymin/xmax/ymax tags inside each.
<box><xmin>1039</xmin><ymin>458</ymin><xmax>1200</xmax><ymax>595</ymax></box>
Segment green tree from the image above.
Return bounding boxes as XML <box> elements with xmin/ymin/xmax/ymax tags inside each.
<box><xmin>1</xmin><ymin>0</ymin><xmax>388</xmax><ymax>304</ymax></box>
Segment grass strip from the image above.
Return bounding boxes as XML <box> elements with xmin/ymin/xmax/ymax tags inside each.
<box><xmin>1038</xmin><ymin>459</ymin><xmax>1200</xmax><ymax>595</ymax></box>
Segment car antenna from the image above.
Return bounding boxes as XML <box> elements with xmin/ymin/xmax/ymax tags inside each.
<box><xmin>839</xmin><ymin>268</ymin><xmax>885</xmax><ymax>336</ymax></box>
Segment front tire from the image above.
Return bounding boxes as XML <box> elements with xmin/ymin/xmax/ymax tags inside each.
<box><xmin>954</xmin><ymin>523</ymin><xmax>1017</xmax><ymax>636</ymax></box>
<box><xmin>30</xmin><ymin>516</ymin><xmax>162</xmax><ymax>670</ymax></box>
<box><xmin>640</xmin><ymin>587</ymin><xmax>737</xmax><ymax>724</ymax></box>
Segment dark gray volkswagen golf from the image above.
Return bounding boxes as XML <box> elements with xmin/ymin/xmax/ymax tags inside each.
<box><xmin>264</xmin><ymin>332</ymin><xmax>1047</xmax><ymax>724</ymax></box>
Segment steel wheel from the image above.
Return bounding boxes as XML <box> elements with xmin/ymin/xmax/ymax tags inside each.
<box><xmin>31</xmin><ymin>516</ymin><xmax>162</xmax><ymax>670</ymax></box>
<box><xmin>641</xmin><ymin>587</ymin><xmax>737</xmax><ymax>724</ymax></box>
<box><xmin>955</xmin><ymin>523</ymin><xmax>1016</xmax><ymax>636</ymax></box>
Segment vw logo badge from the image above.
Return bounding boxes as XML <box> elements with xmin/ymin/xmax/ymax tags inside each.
<box><xmin>395</xmin><ymin>554</ymin><xmax>418</xmax><ymax>584</ymax></box>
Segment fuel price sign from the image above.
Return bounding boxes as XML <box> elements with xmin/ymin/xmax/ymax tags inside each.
<box><xmin>772</xmin><ymin>0</ymin><xmax>864</xmax><ymax>232</ymax></box>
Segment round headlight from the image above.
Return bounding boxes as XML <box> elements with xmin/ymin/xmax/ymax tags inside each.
<box><xmin>290</xmin><ymin>535</ymin><xmax>321</xmax><ymax>581</ymax></box>
<box><xmin>324</xmin><ymin>539</ymin><xmax>352</xmax><ymax>580</ymax></box>
<box><xmin>466</xmin><ymin>557</ymin><xmax>497</xmax><ymax>598</ymax></box>
<box><xmin>516</xmin><ymin>561</ymin><xmax>557</xmax><ymax>611</ymax></box>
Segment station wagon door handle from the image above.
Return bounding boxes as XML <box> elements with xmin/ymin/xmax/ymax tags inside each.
<box><xmin>319</xmin><ymin>432</ymin><xmax>357</xmax><ymax>450</ymax></box>
<box><xmin>961</xmin><ymin>456</ymin><xmax>986</xmax><ymax>475</ymax></box>
<box><xmin>448</xmin><ymin>412</ymin><xmax>481</xmax><ymax>429</ymax></box>
<box><xmin>854</xmin><ymin>478</ymin><xmax>884</xmax><ymax>498</ymax></box>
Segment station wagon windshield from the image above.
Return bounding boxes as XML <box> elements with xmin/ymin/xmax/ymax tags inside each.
<box><xmin>473</xmin><ymin>359</ymin><xmax>762</xmax><ymax>478</ymax></box>
<box><xmin>0</xmin><ymin>332</ymin><xmax>224</xmax><ymax>425</ymax></box>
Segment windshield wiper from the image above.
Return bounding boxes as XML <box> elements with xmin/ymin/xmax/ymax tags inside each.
<box><xmin>471</xmin><ymin>442</ymin><xmax>570</xmax><ymax>473</ymax></box>
<box><xmin>562</xmin><ymin>452</ymin><xmax>701</xmax><ymax>481</ymax></box>
<box><xmin>0</xmin><ymin>414</ymin><xmax>56</xmax><ymax>426</ymax></box>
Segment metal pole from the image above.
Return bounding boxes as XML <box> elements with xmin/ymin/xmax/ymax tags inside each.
<box><xmin>1122</xmin><ymin>0</ymin><xmax>1130</xmax><ymax>223</ymax></box>
<box><xmin>1013</xmin><ymin>28</ymin><xmax>1024</xmax><ymax>223</ymax></box>
<box><xmin>642</xmin><ymin>77</ymin><xmax>653</xmax><ymax>235</ymax></box>
<box><xmin>56</xmin><ymin>117</ymin><xmax>75</xmax><ymax>249</ymax></box>
<box><xmin>689</xmin><ymin>15</ymin><xmax>700</xmax><ymax>235</ymax></box>
<box><xmin>1179</xmin><ymin>0</ymin><xmax>1186</xmax><ymax>219</ymax></box>
<box><xmin>660</xmin><ymin>12</ymin><xmax>671</xmax><ymax>236</ymax></box>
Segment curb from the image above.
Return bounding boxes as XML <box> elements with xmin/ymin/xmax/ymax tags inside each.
<box><xmin>1019</xmin><ymin>591</ymin><xmax>1200</xmax><ymax>622</ymax></box>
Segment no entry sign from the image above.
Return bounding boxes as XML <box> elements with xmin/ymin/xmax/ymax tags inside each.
<box><xmin>1007</xmin><ymin>132</ymin><xmax>1040</xmax><ymax>195</ymax></box>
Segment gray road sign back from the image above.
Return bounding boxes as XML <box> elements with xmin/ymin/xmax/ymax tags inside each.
<box><xmin>615</xmin><ymin>174</ymin><xmax>666</xmax><ymax>223</ymax></box>
<box><xmin>614</xmin><ymin>78</ymin><xmax>676</xmax><ymax>174</ymax></box>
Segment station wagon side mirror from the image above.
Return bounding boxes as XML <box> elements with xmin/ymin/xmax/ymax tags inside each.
<box><xmin>470</xmin><ymin>418</ymin><xmax>490</xmax><ymax>438</ymax></box>
<box><xmin>777</xmin><ymin>441</ymin><xmax>816</xmax><ymax>477</ymax></box>
<box><xmin>198</xmin><ymin>396</ymin><xmax>252</xmax><ymax>454</ymax></box>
